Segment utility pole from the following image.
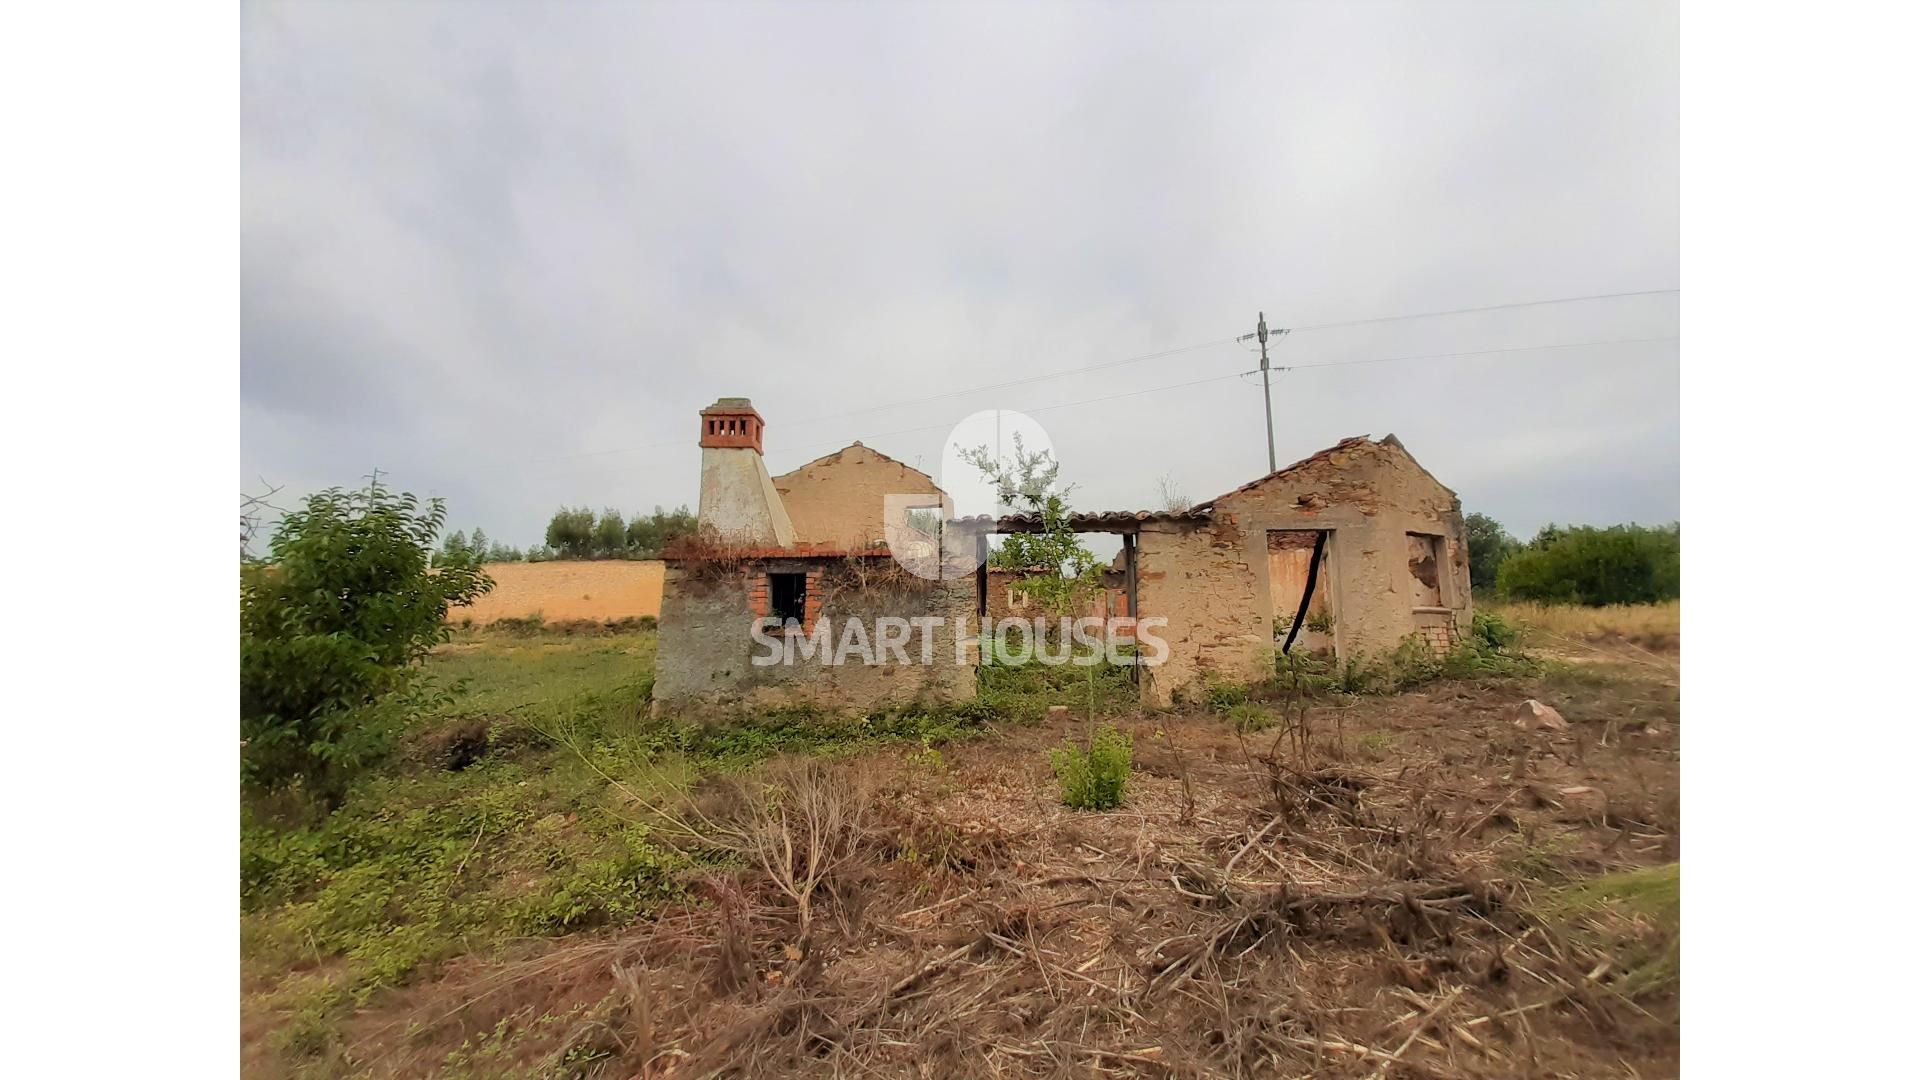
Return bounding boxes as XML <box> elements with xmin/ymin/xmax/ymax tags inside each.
<box><xmin>1239</xmin><ymin>312</ymin><xmax>1287</xmax><ymax>473</ymax></box>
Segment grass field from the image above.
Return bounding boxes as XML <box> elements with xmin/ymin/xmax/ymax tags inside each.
<box><xmin>1482</xmin><ymin>597</ymin><xmax>1680</xmax><ymax>649</ymax></box>
<box><xmin>243</xmin><ymin>621</ymin><xmax>1680</xmax><ymax>1078</ymax></box>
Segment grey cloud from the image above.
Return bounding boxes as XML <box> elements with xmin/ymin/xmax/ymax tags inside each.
<box><xmin>243</xmin><ymin>0</ymin><xmax>1677</xmax><ymax>546</ymax></box>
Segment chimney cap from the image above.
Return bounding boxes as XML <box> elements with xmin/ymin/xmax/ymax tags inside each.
<box><xmin>701</xmin><ymin>397</ymin><xmax>761</xmax><ymax>416</ymax></box>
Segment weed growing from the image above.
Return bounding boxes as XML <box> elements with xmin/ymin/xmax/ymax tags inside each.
<box><xmin>1537</xmin><ymin>862</ymin><xmax>1680</xmax><ymax>999</ymax></box>
<box><xmin>1051</xmin><ymin>724</ymin><xmax>1133</xmax><ymax>810</ymax></box>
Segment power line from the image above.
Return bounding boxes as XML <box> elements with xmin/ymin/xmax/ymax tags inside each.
<box><xmin>802</xmin><ymin>336</ymin><xmax>1243</xmax><ymax>425</ymax></box>
<box><xmin>1276</xmin><ymin>334</ymin><xmax>1678</xmax><ymax>372</ymax></box>
<box><xmin>540</xmin><ymin>335</ymin><xmax>1242</xmax><ymax>463</ymax></box>
<box><xmin>543</xmin><ymin>288</ymin><xmax>1678</xmax><ymax>464</ymax></box>
<box><xmin>781</xmin><ymin>368</ymin><xmax>1263</xmax><ymax>455</ymax></box>
<box><xmin>788</xmin><ymin>334</ymin><xmax>1677</xmax><ymax>456</ymax></box>
<box><xmin>1256</xmin><ymin>287</ymin><xmax>1678</xmax><ymax>337</ymax></box>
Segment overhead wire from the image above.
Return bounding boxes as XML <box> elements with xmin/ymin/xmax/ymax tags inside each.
<box><xmin>539</xmin><ymin>288</ymin><xmax>1678</xmax><ymax>464</ymax></box>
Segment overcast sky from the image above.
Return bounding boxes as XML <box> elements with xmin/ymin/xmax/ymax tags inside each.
<box><xmin>242</xmin><ymin>0</ymin><xmax>1677</xmax><ymax>550</ymax></box>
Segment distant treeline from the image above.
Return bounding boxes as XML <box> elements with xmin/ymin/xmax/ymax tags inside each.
<box><xmin>433</xmin><ymin>506</ymin><xmax>697</xmax><ymax>565</ymax></box>
<box><xmin>1465</xmin><ymin>514</ymin><xmax>1679</xmax><ymax>606</ymax></box>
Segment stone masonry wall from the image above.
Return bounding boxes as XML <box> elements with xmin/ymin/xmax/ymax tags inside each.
<box><xmin>1134</xmin><ymin>518</ymin><xmax>1268</xmax><ymax>708</ymax></box>
<box><xmin>654</xmin><ymin>556</ymin><xmax>976</xmax><ymax>712</ymax></box>
<box><xmin>1211</xmin><ymin>438</ymin><xmax>1471</xmax><ymax>668</ymax></box>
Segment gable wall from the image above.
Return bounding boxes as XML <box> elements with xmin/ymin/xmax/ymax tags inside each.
<box><xmin>773</xmin><ymin>446</ymin><xmax>950</xmax><ymax>550</ymax></box>
<box><xmin>1212</xmin><ymin>440</ymin><xmax>1471</xmax><ymax>663</ymax></box>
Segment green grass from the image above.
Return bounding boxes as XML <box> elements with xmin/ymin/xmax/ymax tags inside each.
<box><xmin>242</xmin><ymin>628</ymin><xmax>1009</xmax><ymax>1056</ymax></box>
<box><xmin>1536</xmin><ymin>863</ymin><xmax>1680</xmax><ymax>999</ymax></box>
<box><xmin>427</xmin><ymin>630</ymin><xmax>659</xmax><ymax>718</ymax></box>
<box><xmin>975</xmin><ymin>650</ymin><xmax>1138</xmax><ymax>722</ymax></box>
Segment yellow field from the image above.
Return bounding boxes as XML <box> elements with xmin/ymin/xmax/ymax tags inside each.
<box><xmin>453</xmin><ymin>560</ymin><xmax>664</xmax><ymax>624</ymax></box>
<box><xmin>1483</xmin><ymin>598</ymin><xmax>1679</xmax><ymax>648</ymax></box>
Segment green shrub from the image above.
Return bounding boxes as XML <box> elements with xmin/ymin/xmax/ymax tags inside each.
<box><xmin>1204</xmin><ymin>680</ymin><xmax>1250</xmax><ymax>712</ymax></box>
<box><xmin>1261</xmin><ymin>629</ymin><xmax>1534</xmax><ymax>698</ymax></box>
<box><xmin>1497</xmin><ymin>523</ymin><xmax>1679</xmax><ymax>606</ymax></box>
<box><xmin>1225</xmin><ymin>701</ymin><xmax>1272</xmax><ymax>732</ymax></box>
<box><xmin>1472</xmin><ymin>610</ymin><xmax>1519</xmax><ymax>649</ymax></box>
<box><xmin>241</xmin><ymin>481</ymin><xmax>492</xmax><ymax>800</ymax></box>
<box><xmin>1050</xmin><ymin>724</ymin><xmax>1132</xmax><ymax>810</ymax></box>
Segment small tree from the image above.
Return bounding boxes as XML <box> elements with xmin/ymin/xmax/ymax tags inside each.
<box><xmin>435</xmin><ymin>528</ymin><xmax>474</xmax><ymax>568</ymax></box>
<box><xmin>961</xmin><ymin>434</ymin><xmax>1105</xmax><ymax>616</ymax></box>
<box><xmin>625</xmin><ymin>505</ymin><xmax>698</xmax><ymax>558</ymax></box>
<box><xmin>546</xmin><ymin>507</ymin><xmax>596</xmax><ymax>558</ymax></box>
<box><xmin>469</xmin><ymin>527</ymin><xmax>490</xmax><ymax>561</ymax></box>
<box><xmin>962</xmin><ymin>434</ymin><xmax>1113</xmax><ymax>731</ymax></box>
<box><xmin>1463</xmin><ymin>512</ymin><xmax>1517</xmax><ymax>593</ymax></box>
<box><xmin>594</xmin><ymin>508</ymin><xmax>629</xmax><ymax>557</ymax></box>
<box><xmin>241</xmin><ymin>480</ymin><xmax>492</xmax><ymax>801</ymax></box>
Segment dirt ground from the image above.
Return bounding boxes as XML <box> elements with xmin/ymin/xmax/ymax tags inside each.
<box><xmin>456</xmin><ymin>561</ymin><xmax>665</xmax><ymax>625</ymax></box>
<box><xmin>282</xmin><ymin>637</ymin><xmax>1677</xmax><ymax>1079</ymax></box>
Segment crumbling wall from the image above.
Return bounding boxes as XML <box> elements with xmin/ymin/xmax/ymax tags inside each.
<box><xmin>654</xmin><ymin>556</ymin><xmax>975</xmax><ymax>712</ymax></box>
<box><xmin>773</xmin><ymin>444</ymin><xmax>948</xmax><ymax>550</ymax></box>
<box><xmin>1134</xmin><ymin>518</ymin><xmax>1268</xmax><ymax>708</ymax></box>
<box><xmin>1212</xmin><ymin>437</ymin><xmax>1471</xmax><ymax>665</ymax></box>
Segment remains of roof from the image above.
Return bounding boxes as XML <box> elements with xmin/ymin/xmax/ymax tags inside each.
<box><xmin>774</xmin><ymin>441</ymin><xmax>940</xmax><ymax>485</ymax></box>
<box><xmin>947</xmin><ymin>508</ymin><xmax>1213</xmax><ymax>534</ymax></box>
<box><xmin>1190</xmin><ymin>435</ymin><xmax>1397</xmax><ymax>511</ymax></box>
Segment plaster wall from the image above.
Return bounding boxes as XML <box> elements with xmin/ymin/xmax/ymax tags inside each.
<box><xmin>1134</xmin><ymin>519</ymin><xmax>1268</xmax><ymax>708</ymax></box>
<box><xmin>773</xmin><ymin>444</ymin><xmax>948</xmax><ymax>550</ymax></box>
<box><xmin>698</xmin><ymin>446</ymin><xmax>797</xmax><ymax>547</ymax></box>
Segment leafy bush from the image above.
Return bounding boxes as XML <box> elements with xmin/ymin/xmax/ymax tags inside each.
<box><xmin>1472</xmin><ymin>610</ymin><xmax>1519</xmax><ymax>649</ymax></box>
<box><xmin>1497</xmin><ymin>524</ymin><xmax>1679</xmax><ymax>606</ymax></box>
<box><xmin>1050</xmin><ymin>724</ymin><xmax>1132</xmax><ymax>810</ymax></box>
<box><xmin>241</xmin><ymin>482</ymin><xmax>492</xmax><ymax>800</ymax></box>
<box><xmin>1202</xmin><ymin>679</ymin><xmax>1251</xmax><ymax>713</ymax></box>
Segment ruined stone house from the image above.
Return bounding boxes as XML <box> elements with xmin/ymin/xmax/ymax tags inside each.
<box><xmin>655</xmin><ymin>398</ymin><xmax>1471</xmax><ymax>712</ymax></box>
<box><xmin>1128</xmin><ymin>434</ymin><xmax>1473</xmax><ymax>703</ymax></box>
<box><xmin>654</xmin><ymin>399</ymin><xmax>972</xmax><ymax>710</ymax></box>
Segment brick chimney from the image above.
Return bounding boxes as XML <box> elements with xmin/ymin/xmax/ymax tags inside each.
<box><xmin>699</xmin><ymin>397</ymin><xmax>764</xmax><ymax>454</ymax></box>
<box><xmin>695</xmin><ymin>397</ymin><xmax>795</xmax><ymax>547</ymax></box>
